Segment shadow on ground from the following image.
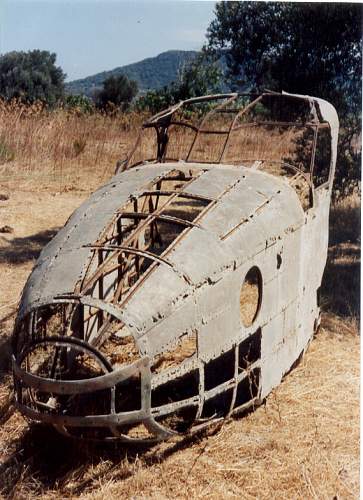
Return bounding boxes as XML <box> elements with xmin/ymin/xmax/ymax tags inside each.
<box><xmin>321</xmin><ymin>199</ymin><xmax>360</xmax><ymax>319</ymax></box>
<box><xmin>322</xmin><ymin>244</ymin><xmax>360</xmax><ymax>318</ymax></box>
<box><xmin>0</xmin><ymin>335</ymin><xmax>12</xmax><ymax>377</ymax></box>
<box><xmin>0</xmin><ymin>420</ymin><xmax>220</xmax><ymax>498</ymax></box>
<box><xmin>0</xmin><ymin>229</ymin><xmax>58</xmax><ymax>264</ymax></box>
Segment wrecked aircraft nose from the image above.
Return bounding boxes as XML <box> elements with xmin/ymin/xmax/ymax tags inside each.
<box><xmin>12</xmin><ymin>299</ymin><xmax>179</xmax><ymax>442</ymax></box>
<box><xmin>12</xmin><ymin>339</ymin><xmax>171</xmax><ymax>442</ymax></box>
<box><xmin>12</xmin><ymin>91</ymin><xmax>339</xmax><ymax>442</ymax></box>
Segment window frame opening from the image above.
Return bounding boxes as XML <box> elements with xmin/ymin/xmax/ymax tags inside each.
<box><xmin>120</xmin><ymin>93</ymin><xmax>335</xmax><ymax>211</ymax></box>
<box><xmin>240</xmin><ymin>266</ymin><xmax>263</xmax><ymax>328</ymax></box>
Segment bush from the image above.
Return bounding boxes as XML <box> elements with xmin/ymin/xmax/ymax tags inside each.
<box><xmin>95</xmin><ymin>75</ymin><xmax>138</xmax><ymax>111</ymax></box>
<box><xmin>0</xmin><ymin>50</ymin><xmax>65</xmax><ymax>106</ymax></box>
<box><xmin>63</xmin><ymin>94</ymin><xmax>94</xmax><ymax>114</ymax></box>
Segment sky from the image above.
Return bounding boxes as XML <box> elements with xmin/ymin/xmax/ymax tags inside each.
<box><xmin>0</xmin><ymin>0</ymin><xmax>216</xmax><ymax>82</ymax></box>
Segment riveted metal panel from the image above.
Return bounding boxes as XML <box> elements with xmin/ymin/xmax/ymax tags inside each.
<box><xmin>138</xmin><ymin>293</ymin><xmax>197</xmax><ymax>358</ymax></box>
<box><xmin>197</xmin><ymin>271</ymin><xmax>241</xmax><ymax>360</ymax></box>
<box><xmin>182</xmin><ymin>167</ymin><xmax>241</xmax><ymax>198</ymax></box>
<box><xmin>123</xmin><ymin>264</ymin><xmax>191</xmax><ymax>336</ymax></box>
<box><xmin>167</xmin><ymin>228</ymin><xmax>234</xmax><ymax>285</ymax></box>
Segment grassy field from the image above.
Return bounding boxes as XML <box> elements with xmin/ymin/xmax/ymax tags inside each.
<box><xmin>0</xmin><ymin>104</ymin><xmax>360</xmax><ymax>499</ymax></box>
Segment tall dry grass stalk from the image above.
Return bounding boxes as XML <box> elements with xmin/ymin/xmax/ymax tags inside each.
<box><xmin>0</xmin><ymin>99</ymin><xmax>146</xmax><ymax>192</ymax></box>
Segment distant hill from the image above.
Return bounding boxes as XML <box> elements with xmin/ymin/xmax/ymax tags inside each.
<box><xmin>65</xmin><ymin>50</ymin><xmax>199</xmax><ymax>97</ymax></box>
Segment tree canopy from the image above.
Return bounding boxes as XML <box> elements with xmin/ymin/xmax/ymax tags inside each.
<box><xmin>95</xmin><ymin>74</ymin><xmax>138</xmax><ymax>110</ymax></box>
<box><xmin>206</xmin><ymin>1</ymin><xmax>362</xmax><ymax>192</ymax></box>
<box><xmin>207</xmin><ymin>2</ymin><xmax>361</xmax><ymax>105</ymax></box>
<box><xmin>136</xmin><ymin>53</ymin><xmax>222</xmax><ymax>113</ymax></box>
<box><xmin>0</xmin><ymin>50</ymin><xmax>66</xmax><ymax>105</ymax></box>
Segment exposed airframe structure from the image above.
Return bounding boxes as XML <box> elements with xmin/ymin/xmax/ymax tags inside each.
<box><xmin>12</xmin><ymin>92</ymin><xmax>339</xmax><ymax>442</ymax></box>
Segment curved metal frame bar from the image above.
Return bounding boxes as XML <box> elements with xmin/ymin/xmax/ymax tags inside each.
<box><xmin>12</xmin><ymin>332</ymin><xmax>176</xmax><ymax>441</ymax></box>
<box><xmin>119</xmin><ymin>92</ymin><xmax>332</xmax><ymax>196</ymax></box>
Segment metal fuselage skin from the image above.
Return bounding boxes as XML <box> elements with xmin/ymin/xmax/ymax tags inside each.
<box><xmin>12</xmin><ymin>93</ymin><xmax>339</xmax><ymax>442</ymax></box>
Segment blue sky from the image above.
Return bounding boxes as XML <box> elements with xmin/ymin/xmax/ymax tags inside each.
<box><xmin>0</xmin><ymin>0</ymin><xmax>216</xmax><ymax>81</ymax></box>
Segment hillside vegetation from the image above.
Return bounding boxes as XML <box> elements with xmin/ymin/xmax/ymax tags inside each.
<box><xmin>65</xmin><ymin>50</ymin><xmax>198</xmax><ymax>97</ymax></box>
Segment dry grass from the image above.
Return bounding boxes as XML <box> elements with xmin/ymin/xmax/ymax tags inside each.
<box><xmin>0</xmin><ymin>99</ymin><xmax>145</xmax><ymax>192</ymax></box>
<box><xmin>0</xmin><ymin>105</ymin><xmax>360</xmax><ymax>499</ymax></box>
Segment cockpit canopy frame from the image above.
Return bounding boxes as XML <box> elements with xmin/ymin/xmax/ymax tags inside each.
<box><xmin>121</xmin><ymin>92</ymin><xmax>336</xmax><ymax>199</ymax></box>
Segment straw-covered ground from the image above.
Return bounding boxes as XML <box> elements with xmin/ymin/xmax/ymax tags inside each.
<box><xmin>0</xmin><ymin>103</ymin><xmax>360</xmax><ymax>499</ymax></box>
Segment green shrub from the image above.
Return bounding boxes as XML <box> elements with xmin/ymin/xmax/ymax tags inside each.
<box><xmin>63</xmin><ymin>94</ymin><xmax>94</xmax><ymax>114</ymax></box>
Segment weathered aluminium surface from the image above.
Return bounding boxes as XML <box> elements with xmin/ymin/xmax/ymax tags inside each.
<box><xmin>11</xmin><ymin>92</ymin><xmax>339</xmax><ymax>442</ymax></box>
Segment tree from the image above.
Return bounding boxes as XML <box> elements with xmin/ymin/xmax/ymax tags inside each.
<box><xmin>95</xmin><ymin>74</ymin><xmax>138</xmax><ymax>110</ymax></box>
<box><xmin>136</xmin><ymin>53</ymin><xmax>222</xmax><ymax>113</ymax></box>
<box><xmin>171</xmin><ymin>52</ymin><xmax>222</xmax><ymax>102</ymax></box>
<box><xmin>0</xmin><ymin>50</ymin><xmax>66</xmax><ymax>105</ymax></box>
<box><xmin>63</xmin><ymin>94</ymin><xmax>94</xmax><ymax>114</ymax></box>
<box><xmin>206</xmin><ymin>2</ymin><xmax>362</xmax><ymax>193</ymax></box>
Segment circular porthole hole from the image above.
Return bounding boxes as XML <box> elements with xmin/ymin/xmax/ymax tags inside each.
<box><xmin>240</xmin><ymin>266</ymin><xmax>262</xmax><ymax>327</ymax></box>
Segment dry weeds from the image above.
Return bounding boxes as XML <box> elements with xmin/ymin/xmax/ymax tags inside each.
<box><xmin>0</xmin><ymin>105</ymin><xmax>359</xmax><ymax>499</ymax></box>
<box><xmin>0</xmin><ymin>99</ymin><xmax>145</xmax><ymax>192</ymax></box>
